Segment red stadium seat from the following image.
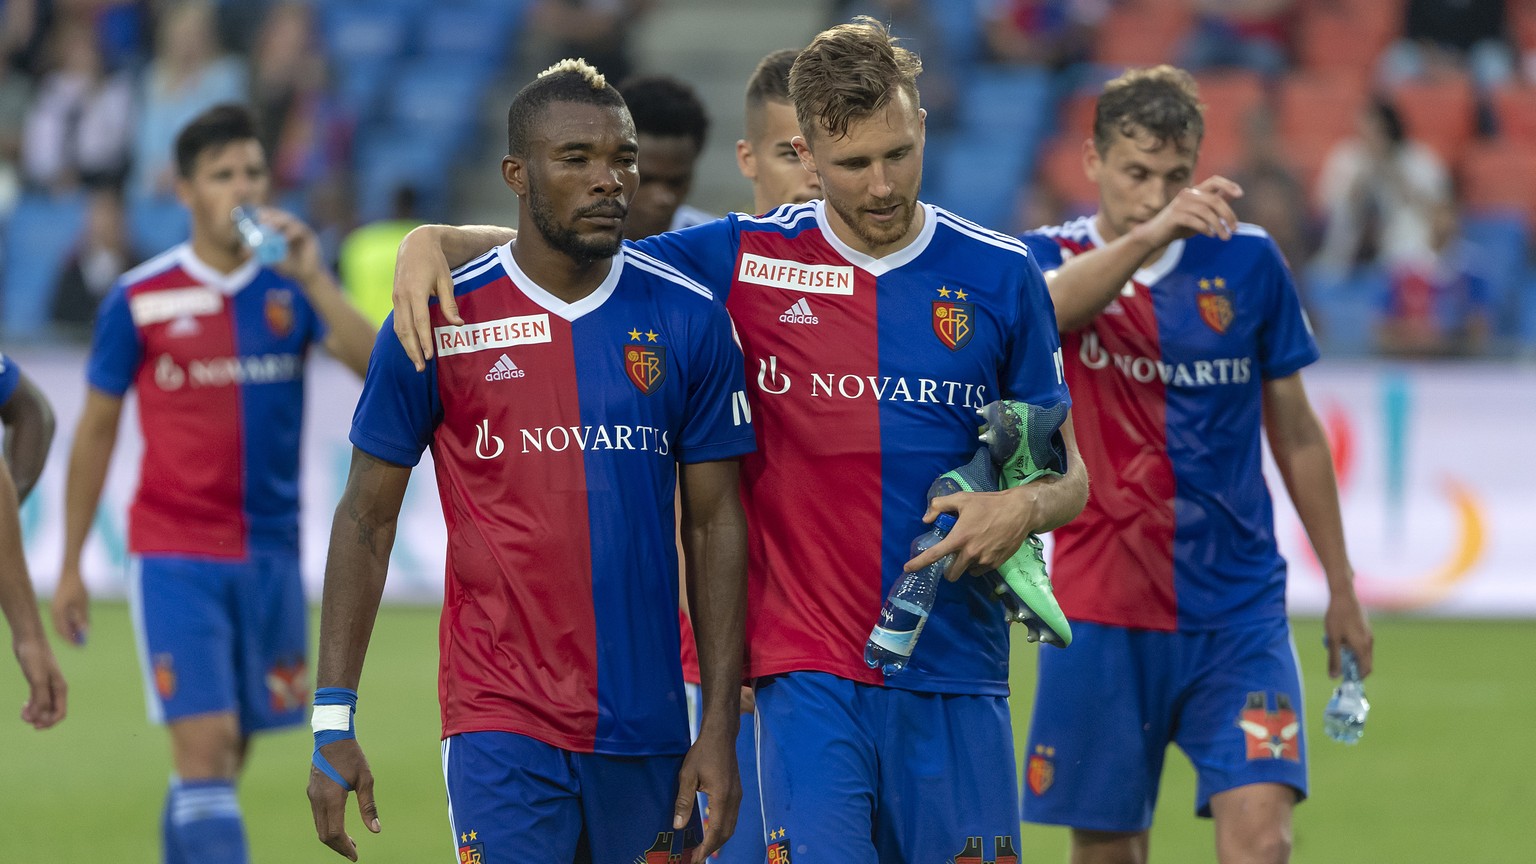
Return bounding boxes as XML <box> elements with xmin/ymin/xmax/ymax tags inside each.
<box><xmin>1194</xmin><ymin>71</ymin><xmax>1267</xmax><ymax>175</ymax></box>
<box><xmin>1296</xmin><ymin>0</ymin><xmax>1399</xmax><ymax>77</ymax></box>
<box><xmin>1490</xmin><ymin>85</ymin><xmax>1536</xmax><ymax>145</ymax></box>
<box><xmin>1459</xmin><ymin>141</ymin><xmax>1536</xmax><ymax>219</ymax></box>
<box><xmin>1094</xmin><ymin>3</ymin><xmax>1193</xmax><ymax>68</ymax></box>
<box><xmin>1277</xmin><ymin>72</ymin><xmax>1367</xmax><ymax>192</ymax></box>
<box><xmin>1391</xmin><ymin>76</ymin><xmax>1478</xmax><ymax>165</ymax></box>
<box><xmin>1038</xmin><ymin>136</ymin><xmax>1099</xmax><ymax>213</ymax></box>
<box><xmin>1510</xmin><ymin>0</ymin><xmax>1536</xmax><ymax>54</ymax></box>
<box><xmin>1059</xmin><ymin>92</ymin><xmax>1097</xmax><ymax>142</ymax></box>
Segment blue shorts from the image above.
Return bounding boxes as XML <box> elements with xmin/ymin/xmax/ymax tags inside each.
<box><xmin>1022</xmin><ymin>618</ymin><xmax>1308</xmax><ymax>832</ymax></box>
<box><xmin>128</xmin><ymin>552</ymin><xmax>309</xmax><ymax>733</ymax></box>
<box><xmin>755</xmin><ymin>672</ymin><xmax>1020</xmax><ymax>864</ymax></box>
<box><xmin>442</xmin><ymin>731</ymin><xmax>702</xmax><ymax>863</ymax></box>
<box><xmin>683</xmin><ymin>682</ymin><xmax>764</xmax><ymax>864</ymax></box>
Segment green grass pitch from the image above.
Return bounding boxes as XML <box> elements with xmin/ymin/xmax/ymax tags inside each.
<box><xmin>1</xmin><ymin>606</ymin><xmax>1531</xmax><ymax>862</ymax></box>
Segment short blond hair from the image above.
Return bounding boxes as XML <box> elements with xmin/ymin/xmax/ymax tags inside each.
<box><xmin>538</xmin><ymin>58</ymin><xmax>607</xmax><ymax>90</ymax></box>
<box><xmin>789</xmin><ymin>16</ymin><xmax>921</xmax><ymax>141</ymax></box>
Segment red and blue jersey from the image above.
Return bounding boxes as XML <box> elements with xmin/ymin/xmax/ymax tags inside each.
<box><xmin>636</xmin><ymin>200</ymin><xmax>1069</xmax><ymax>696</ymax></box>
<box><xmin>349</xmin><ymin>244</ymin><xmax>753</xmax><ymax>755</ymax></box>
<box><xmin>1020</xmin><ymin>217</ymin><xmax>1320</xmax><ymax>632</ymax></box>
<box><xmin>87</xmin><ymin>244</ymin><xmax>325</xmax><ymax>558</ymax></box>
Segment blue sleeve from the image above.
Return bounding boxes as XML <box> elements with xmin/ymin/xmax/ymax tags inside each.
<box><xmin>1019</xmin><ymin>231</ymin><xmax>1066</xmax><ymax>272</ymax></box>
<box><xmin>1256</xmin><ymin>237</ymin><xmax>1321</xmax><ymax>380</ymax></box>
<box><xmin>348</xmin><ymin>313</ymin><xmax>442</xmax><ymax>467</ymax></box>
<box><xmin>677</xmin><ymin>302</ymin><xmax>755</xmax><ymax>464</ymax></box>
<box><xmin>1003</xmin><ymin>253</ymin><xmax>1071</xmax><ymax>409</ymax></box>
<box><xmin>86</xmin><ymin>283</ymin><xmax>143</xmax><ymax>396</ymax></box>
<box><xmin>0</xmin><ymin>352</ymin><xmax>19</xmax><ymax>405</ymax></box>
<box><xmin>629</xmin><ymin>217</ymin><xmax>741</xmax><ymax>301</ymax></box>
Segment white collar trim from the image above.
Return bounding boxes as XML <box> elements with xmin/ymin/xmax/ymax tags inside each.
<box><xmin>1086</xmin><ymin>218</ymin><xmax>1185</xmax><ymax>286</ymax></box>
<box><xmin>177</xmin><ymin>244</ymin><xmax>260</xmax><ymax>296</ymax></box>
<box><xmin>495</xmin><ymin>242</ymin><xmax>621</xmax><ymax>321</ymax></box>
<box><xmin>814</xmin><ymin>199</ymin><xmax>938</xmax><ymax>277</ymax></box>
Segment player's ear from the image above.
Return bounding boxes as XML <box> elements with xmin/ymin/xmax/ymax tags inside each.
<box><xmin>791</xmin><ymin>135</ymin><xmax>816</xmax><ymax>174</ymax></box>
<box><xmin>736</xmin><ymin>139</ymin><xmax>755</xmax><ymax>181</ymax></box>
<box><xmin>1081</xmin><ymin>137</ymin><xmax>1101</xmax><ymax>184</ymax></box>
<box><xmin>503</xmin><ymin>155</ymin><xmax>526</xmax><ymax>196</ymax></box>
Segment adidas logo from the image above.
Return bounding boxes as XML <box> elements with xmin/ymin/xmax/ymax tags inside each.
<box><xmin>485</xmin><ymin>353</ymin><xmax>525</xmax><ymax>381</ymax></box>
<box><xmin>778</xmin><ymin>298</ymin><xmax>819</xmax><ymax>325</ymax></box>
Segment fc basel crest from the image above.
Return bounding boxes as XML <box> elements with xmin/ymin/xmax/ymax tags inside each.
<box><xmin>624</xmin><ymin>343</ymin><xmax>666</xmax><ymax>395</ymax></box>
<box><xmin>932</xmin><ymin>300</ymin><xmax>974</xmax><ymax>351</ymax></box>
<box><xmin>1026</xmin><ymin>744</ymin><xmax>1055</xmax><ymax>796</ymax></box>
<box><xmin>1237</xmin><ymin>691</ymin><xmax>1301</xmax><ymax>762</ymax></box>
<box><xmin>1197</xmin><ymin>277</ymin><xmax>1233</xmax><ymax>334</ymax></box>
<box><xmin>265</xmin><ymin>288</ymin><xmax>295</xmax><ymax>338</ymax></box>
<box><xmin>767</xmin><ymin>827</ymin><xmax>792</xmax><ymax>864</ymax></box>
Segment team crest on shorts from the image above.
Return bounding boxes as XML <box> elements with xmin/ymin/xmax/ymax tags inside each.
<box><xmin>624</xmin><ymin>332</ymin><xmax>666</xmax><ymax>395</ymax></box>
<box><xmin>153</xmin><ymin>653</ymin><xmax>176</xmax><ymax>700</ymax></box>
<box><xmin>458</xmin><ymin>829</ymin><xmax>483</xmax><ymax>864</ymax></box>
<box><xmin>1237</xmin><ymin>691</ymin><xmax>1301</xmax><ymax>761</ymax></box>
<box><xmin>636</xmin><ymin>829</ymin><xmax>695</xmax><ymax>864</ymax></box>
<box><xmin>933</xmin><ymin>287</ymin><xmax>974</xmax><ymax>351</ymax></box>
<box><xmin>1196</xmin><ymin>277</ymin><xmax>1233</xmax><ymax>334</ymax></box>
<box><xmin>266</xmin><ymin>657</ymin><xmax>309</xmax><ymax>712</ymax></box>
<box><xmin>1026</xmin><ymin>744</ymin><xmax>1055</xmax><ymax>795</ymax></box>
<box><xmin>766</xmin><ymin>827</ymin><xmax>792</xmax><ymax>863</ymax></box>
<box><xmin>953</xmin><ymin>834</ymin><xmax>1019</xmax><ymax>864</ymax></box>
<box><xmin>265</xmin><ymin>289</ymin><xmax>295</xmax><ymax>338</ymax></box>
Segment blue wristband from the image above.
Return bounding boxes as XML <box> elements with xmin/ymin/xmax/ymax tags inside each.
<box><xmin>311</xmin><ymin>688</ymin><xmax>358</xmax><ymax>791</ymax></box>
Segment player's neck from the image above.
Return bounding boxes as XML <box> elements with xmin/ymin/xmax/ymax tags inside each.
<box><xmin>510</xmin><ymin>237</ymin><xmax>615</xmax><ymax>305</ymax></box>
<box><xmin>825</xmin><ymin>201</ymin><xmax>926</xmax><ymax>259</ymax></box>
<box><xmin>189</xmin><ymin>234</ymin><xmax>253</xmax><ymax>275</ymax></box>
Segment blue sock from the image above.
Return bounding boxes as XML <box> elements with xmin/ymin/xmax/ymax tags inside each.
<box><xmin>161</xmin><ymin>783</ymin><xmax>188</xmax><ymax>864</ymax></box>
<box><xmin>166</xmin><ymin>778</ymin><xmax>249</xmax><ymax>864</ymax></box>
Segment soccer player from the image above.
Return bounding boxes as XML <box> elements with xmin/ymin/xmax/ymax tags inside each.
<box><xmin>305</xmin><ymin>61</ymin><xmax>754</xmax><ymax>863</ymax></box>
<box><xmin>1017</xmin><ymin>66</ymin><xmax>1374</xmax><ymax>864</ymax></box>
<box><xmin>0</xmin><ymin>352</ymin><xmax>65</xmax><ymax>729</ymax></box>
<box><xmin>389</xmin><ymin>19</ymin><xmax>1088</xmax><ymax>862</ymax></box>
<box><xmin>620</xmin><ymin>74</ymin><xmax>713</xmax><ymax>239</ymax></box>
<box><xmin>51</xmin><ymin>103</ymin><xmax>374</xmax><ymax>864</ymax></box>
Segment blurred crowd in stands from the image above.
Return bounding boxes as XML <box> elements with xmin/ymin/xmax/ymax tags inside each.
<box><xmin>2</xmin><ymin>0</ymin><xmax>1535</xmax><ymax>360</ymax></box>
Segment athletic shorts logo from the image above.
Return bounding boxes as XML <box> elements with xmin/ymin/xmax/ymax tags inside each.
<box><xmin>624</xmin><ymin>344</ymin><xmax>666</xmax><ymax>395</ymax></box>
<box><xmin>778</xmin><ymin>297</ymin><xmax>819</xmax><ymax>325</ymax></box>
<box><xmin>1238</xmin><ymin>691</ymin><xmax>1301</xmax><ymax>761</ymax></box>
<box><xmin>933</xmin><ymin>300</ymin><xmax>974</xmax><ymax>350</ymax></box>
<box><xmin>266</xmin><ymin>657</ymin><xmax>309</xmax><ymax>713</ymax></box>
<box><xmin>458</xmin><ymin>829</ymin><xmax>483</xmax><ymax>864</ymax></box>
<box><xmin>485</xmin><ymin>353</ymin><xmax>525</xmax><ymax>381</ymax></box>
<box><xmin>1197</xmin><ymin>276</ymin><xmax>1234</xmax><ymax>334</ymax></box>
<box><xmin>953</xmin><ymin>835</ymin><xmax>1019</xmax><ymax>864</ymax></box>
<box><xmin>637</xmin><ymin>829</ymin><xmax>696</xmax><ymax>864</ymax></box>
<box><xmin>1026</xmin><ymin>744</ymin><xmax>1055</xmax><ymax>795</ymax></box>
<box><xmin>153</xmin><ymin>653</ymin><xmax>177</xmax><ymax>700</ymax></box>
<box><xmin>767</xmin><ymin>827</ymin><xmax>792</xmax><ymax>863</ymax></box>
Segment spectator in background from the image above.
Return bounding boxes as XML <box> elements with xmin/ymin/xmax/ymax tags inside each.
<box><xmin>982</xmin><ymin>0</ymin><xmax>1106</xmax><ymax>71</ymax></box>
<box><xmin>1231</xmin><ymin>107</ymin><xmax>1311</xmax><ymax>272</ymax></box>
<box><xmin>1313</xmin><ymin>97</ymin><xmax>1450</xmax><ymax>277</ymax></box>
<box><xmin>128</xmin><ymin>0</ymin><xmax>247</xmax><ymax>198</ymax></box>
<box><xmin>1381</xmin><ymin>0</ymin><xmax>1514</xmax><ymax>90</ymax></box>
<box><xmin>251</xmin><ymin>2</ymin><xmax>350</xmax><ymax>197</ymax></box>
<box><xmin>1376</xmin><ymin>199</ymin><xmax>1493</xmax><ymax>357</ymax></box>
<box><xmin>1181</xmin><ymin>0</ymin><xmax>1294</xmax><ymax>79</ymax></box>
<box><xmin>529</xmin><ymin>0</ymin><xmax>655</xmax><ymax>84</ymax></box>
<box><xmin>21</xmin><ymin>22</ymin><xmax>134</xmax><ymax>192</ymax></box>
<box><xmin>51</xmin><ymin>187</ymin><xmax>134</xmax><ymax>335</ymax></box>
<box><xmin>338</xmin><ymin>186</ymin><xmax>419</xmax><ymax>327</ymax></box>
<box><xmin>619</xmin><ymin>74</ymin><xmax>711</xmax><ymax>239</ymax></box>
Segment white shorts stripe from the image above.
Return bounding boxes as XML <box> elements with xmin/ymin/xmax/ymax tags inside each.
<box><xmin>126</xmin><ymin>556</ymin><xmax>164</xmax><ymax>725</ymax></box>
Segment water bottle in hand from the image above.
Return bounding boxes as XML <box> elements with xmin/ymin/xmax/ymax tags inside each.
<box><xmin>865</xmin><ymin>512</ymin><xmax>958</xmax><ymax>675</ymax></box>
<box><xmin>231</xmin><ymin>204</ymin><xmax>288</xmax><ymax>265</ymax></box>
<box><xmin>1323</xmin><ymin>646</ymin><xmax>1370</xmax><ymax>744</ymax></box>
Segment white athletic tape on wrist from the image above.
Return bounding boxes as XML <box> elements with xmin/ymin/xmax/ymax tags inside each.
<box><xmin>311</xmin><ymin>704</ymin><xmax>352</xmax><ymax>734</ymax></box>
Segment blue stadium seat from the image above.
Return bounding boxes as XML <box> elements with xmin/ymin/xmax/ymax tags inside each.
<box><xmin>386</xmin><ymin>61</ymin><xmax>487</xmax><ymax>155</ymax></box>
<box><xmin>419</xmin><ymin>4</ymin><xmax>525</xmax><ymax>69</ymax></box>
<box><xmin>126</xmin><ymin>195</ymin><xmax>191</xmax><ymax>262</ymax></box>
<box><xmin>1459</xmin><ymin>213</ymin><xmax>1529</xmax><ymax>341</ymax></box>
<box><xmin>1306</xmin><ymin>266</ymin><xmax>1387</xmax><ymax>357</ymax></box>
<box><xmin>927</xmin><ymin>136</ymin><xmax>1029</xmax><ymax>232</ymax></box>
<box><xmin>355</xmin><ymin>129</ymin><xmax>453</xmax><ymax>222</ymax></box>
<box><xmin>927</xmin><ymin>0</ymin><xmax>985</xmax><ymax>68</ymax></box>
<box><xmin>1</xmin><ymin>193</ymin><xmax>89</xmax><ymax>340</ymax></box>
<box><xmin>957</xmin><ymin>67</ymin><xmax>1054</xmax><ymax>144</ymax></box>
<box><xmin>335</xmin><ymin>56</ymin><xmax>395</xmax><ymax>126</ymax></box>
<box><xmin>321</xmin><ymin>5</ymin><xmax>413</xmax><ymax>65</ymax></box>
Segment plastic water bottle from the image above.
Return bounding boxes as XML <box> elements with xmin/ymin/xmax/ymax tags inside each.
<box><xmin>864</xmin><ymin>512</ymin><xmax>958</xmax><ymax>675</ymax></box>
<box><xmin>1323</xmin><ymin>646</ymin><xmax>1370</xmax><ymax>744</ymax></box>
<box><xmin>231</xmin><ymin>204</ymin><xmax>288</xmax><ymax>265</ymax></box>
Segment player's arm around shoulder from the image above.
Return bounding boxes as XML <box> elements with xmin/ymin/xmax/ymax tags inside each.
<box><xmin>393</xmin><ymin>224</ymin><xmax>519</xmax><ymax>370</ymax></box>
<box><xmin>1261</xmin><ymin>373</ymin><xmax>1373</xmax><ymax>679</ymax></box>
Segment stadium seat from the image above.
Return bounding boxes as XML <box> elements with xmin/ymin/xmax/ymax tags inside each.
<box><xmin>321</xmin><ymin>4</ymin><xmax>413</xmax><ymax>65</ymax></box>
<box><xmin>1391</xmin><ymin>76</ymin><xmax>1478</xmax><ymax>166</ymax></box>
<box><xmin>927</xmin><ymin>0</ymin><xmax>986</xmax><ymax>69</ymax></box>
<box><xmin>1057</xmin><ymin>91</ymin><xmax>1097</xmax><ymax>143</ymax></box>
<box><xmin>1459</xmin><ymin>141</ymin><xmax>1536</xmax><ymax>219</ymax></box>
<box><xmin>1460</xmin><ymin>211</ymin><xmax>1530</xmax><ymax>340</ymax></box>
<box><xmin>1192</xmin><ymin>71</ymin><xmax>1266</xmax><ymax>175</ymax></box>
<box><xmin>354</xmin><ymin>129</ymin><xmax>453</xmax><ymax>222</ymax></box>
<box><xmin>1295</xmin><ymin>0</ymin><xmax>1400</xmax><ymax>78</ymax></box>
<box><xmin>385</xmin><ymin>61</ymin><xmax>488</xmax><ymax>156</ymax></box>
<box><xmin>1094</xmin><ymin>2</ymin><xmax>1193</xmax><ymax>68</ymax></box>
<box><xmin>1</xmin><ymin>193</ymin><xmax>88</xmax><ymax>340</ymax></box>
<box><xmin>928</xmin><ymin>136</ymin><xmax>1030</xmax><ymax>231</ymax></box>
<box><xmin>1490</xmin><ymin>84</ymin><xmax>1536</xmax><ymax>145</ymax></box>
<box><xmin>418</xmin><ymin>4</ymin><xmax>524</xmax><ymax>70</ymax></box>
<box><xmin>956</xmin><ymin>67</ymin><xmax>1053</xmax><ymax>144</ymax></box>
<box><xmin>1037</xmin><ymin>136</ymin><xmax>1098</xmax><ymax>214</ymax></box>
<box><xmin>125</xmin><ymin>194</ymin><xmax>192</xmax><ymax>261</ymax></box>
<box><xmin>1277</xmin><ymin>72</ymin><xmax>1367</xmax><ymax>192</ymax></box>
